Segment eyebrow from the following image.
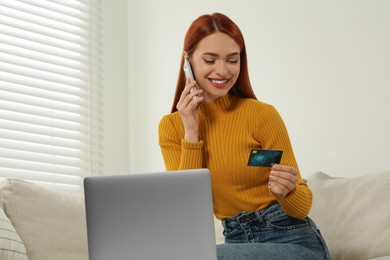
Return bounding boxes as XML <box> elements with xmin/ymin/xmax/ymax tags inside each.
<box><xmin>202</xmin><ymin>52</ymin><xmax>240</xmax><ymax>57</ymax></box>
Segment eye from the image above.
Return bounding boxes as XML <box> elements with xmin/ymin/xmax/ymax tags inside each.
<box><xmin>203</xmin><ymin>59</ymin><xmax>215</xmax><ymax>64</ymax></box>
<box><xmin>227</xmin><ymin>59</ymin><xmax>239</xmax><ymax>64</ymax></box>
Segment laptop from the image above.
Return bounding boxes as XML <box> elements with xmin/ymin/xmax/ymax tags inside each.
<box><xmin>84</xmin><ymin>168</ymin><xmax>217</xmax><ymax>260</ymax></box>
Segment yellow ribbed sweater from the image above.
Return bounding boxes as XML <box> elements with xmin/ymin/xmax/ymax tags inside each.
<box><xmin>158</xmin><ymin>93</ymin><xmax>312</xmax><ymax>220</ymax></box>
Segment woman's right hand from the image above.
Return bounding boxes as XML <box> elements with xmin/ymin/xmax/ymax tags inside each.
<box><xmin>176</xmin><ymin>77</ymin><xmax>204</xmax><ymax>142</ymax></box>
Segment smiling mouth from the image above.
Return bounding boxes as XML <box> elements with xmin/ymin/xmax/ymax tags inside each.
<box><xmin>209</xmin><ymin>78</ymin><xmax>230</xmax><ymax>88</ymax></box>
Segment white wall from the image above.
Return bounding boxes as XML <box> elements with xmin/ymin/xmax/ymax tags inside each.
<box><xmin>101</xmin><ymin>0</ymin><xmax>129</xmax><ymax>175</ymax></box>
<box><xmin>103</xmin><ymin>0</ymin><xmax>390</xmax><ymax>178</ymax></box>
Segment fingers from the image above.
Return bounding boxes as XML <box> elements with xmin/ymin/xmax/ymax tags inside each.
<box><xmin>271</xmin><ymin>164</ymin><xmax>298</xmax><ymax>176</ymax></box>
<box><xmin>268</xmin><ymin>165</ymin><xmax>298</xmax><ymax>198</ymax></box>
<box><xmin>176</xmin><ymin>77</ymin><xmax>203</xmax><ymax>112</ymax></box>
<box><xmin>269</xmin><ymin>172</ymin><xmax>296</xmax><ymax>190</ymax></box>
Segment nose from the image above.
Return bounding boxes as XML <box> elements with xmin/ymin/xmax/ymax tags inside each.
<box><xmin>215</xmin><ymin>61</ymin><xmax>229</xmax><ymax>77</ymax></box>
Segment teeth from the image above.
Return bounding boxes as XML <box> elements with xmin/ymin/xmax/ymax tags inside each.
<box><xmin>212</xmin><ymin>79</ymin><xmax>228</xmax><ymax>84</ymax></box>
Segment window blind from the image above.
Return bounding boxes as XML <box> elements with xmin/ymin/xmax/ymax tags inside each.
<box><xmin>0</xmin><ymin>0</ymin><xmax>99</xmax><ymax>192</ymax></box>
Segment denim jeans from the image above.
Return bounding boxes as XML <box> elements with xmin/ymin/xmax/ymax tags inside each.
<box><xmin>216</xmin><ymin>203</ymin><xmax>330</xmax><ymax>260</ymax></box>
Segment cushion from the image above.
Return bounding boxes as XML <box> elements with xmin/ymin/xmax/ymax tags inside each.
<box><xmin>0</xmin><ymin>179</ymin><xmax>88</xmax><ymax>260</ymax></box>
<box><xmin>307</xmin><ymin>170</ymin><xmax>390</xmax><ymax>260</ymax></box>
<box><xmin>214</xmin><ymin>216</ymin><xmax>224</xmax><ymax>244</ymax></box>
<box><xmin>0</xmin><ymin>206</ymin><xmax>28</xmax><ymax>260</ymax></box>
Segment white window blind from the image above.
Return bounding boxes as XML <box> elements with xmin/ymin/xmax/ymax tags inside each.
<box><xmin>0</xmin><ymin>0</ymin><xmax>101</xmax><ymax>192</ymax></box>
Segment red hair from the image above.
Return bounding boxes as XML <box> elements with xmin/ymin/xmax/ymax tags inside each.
<box><xmin>170</xmin><ymin>12</ymin><xmax>257</xmax><ymax>113</ymax></box>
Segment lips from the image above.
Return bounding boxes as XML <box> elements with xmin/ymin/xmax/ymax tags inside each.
<box><xmin>208</xmin><ymin>78</ymin><xmax>230</xmax><ymax>89</ymax></box>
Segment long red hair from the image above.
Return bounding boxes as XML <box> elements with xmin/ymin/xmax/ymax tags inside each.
<box><xmin>170</xmin><ymin>12</ymin><xmax>257</xmax><ymax>113</ymax></box>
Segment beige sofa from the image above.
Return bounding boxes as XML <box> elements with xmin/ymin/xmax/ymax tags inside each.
<box><xmin>0</xmin><ymin>179</ymin><xmax>88</xmax><ymax>260</ymax></box>
<box><xmin>307</xmin><ymin>169</ymin><xmax>390</xmax><ymax>260</ymax></box>
<box><xmin>1</xmin><ymin>169</ymin><xmax>389</xmax><ymax>260</ymax></box>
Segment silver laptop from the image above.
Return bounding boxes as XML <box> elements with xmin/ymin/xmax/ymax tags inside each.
<box><xmin>84</xmin><ymin>168</ymin><xmax>217</xmax><ymax>260</ymax></box>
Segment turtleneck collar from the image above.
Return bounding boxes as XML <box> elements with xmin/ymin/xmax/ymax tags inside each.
<box><xmin>199</xmin><ymin>93</ymin><xmax>238</xmax><ymax>119</ymax></box>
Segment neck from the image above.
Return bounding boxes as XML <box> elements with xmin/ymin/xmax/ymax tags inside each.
<box><xmin>199</xmin><ymin>93</ymin><xmax>237</xmax><ymax>119</ymax></box>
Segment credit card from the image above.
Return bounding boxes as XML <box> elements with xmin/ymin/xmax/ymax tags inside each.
<box><xmin>247</xmin><ymin>148</ymin><xmax>283</xmax><ymax>167</ymax></box>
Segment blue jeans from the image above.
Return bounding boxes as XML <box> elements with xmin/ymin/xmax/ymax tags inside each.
<box><xmin>216</xmin><ymin>204</ymin><xmax>330</xmax><ymax>260</ymax></box>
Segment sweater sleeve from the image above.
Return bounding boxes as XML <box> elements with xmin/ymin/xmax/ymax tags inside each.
<box><xmin>158</xmin><ymin>114</ymin><xmax>204</xmax><ymax>171</ymax></box>
<box><xmin>254</xmin><ymin>105</ymin><xmax>312</xmax><ymax>219</ymax></box>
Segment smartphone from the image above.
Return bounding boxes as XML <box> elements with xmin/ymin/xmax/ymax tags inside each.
<box><xmin>247</xmin><ymin>148</ymin><xmax>283</xmax><ymax>167</ymax></box>
<box><xmin>183</xmin><ymin>58</ymin><xmax>199</xmax><ymax>109</ymax></box>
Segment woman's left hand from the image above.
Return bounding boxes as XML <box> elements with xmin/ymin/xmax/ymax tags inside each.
<box><xmin>268</xmin><ymin>164</ymin><xmax>298</xmax><ymax>198</ymax></box>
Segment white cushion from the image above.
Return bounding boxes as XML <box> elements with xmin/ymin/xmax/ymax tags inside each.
<box><xmin>307</xmin><ymin>170</ymin><xmax>390</xmax><ymax>260</ymax></box>
<box><xmin>0</xmin><ymin>206</ymin><xmax>28</xmax><ymax>260</ymax></box>
<box><xmin>0</xmin><ymin>179</ymin><xmax>88</xmax><ymax>260</ymax></box>
<box><xmin>214</xmin><ymin>216</ymin><xmax>224</xmax><ymax>244</ymax></box>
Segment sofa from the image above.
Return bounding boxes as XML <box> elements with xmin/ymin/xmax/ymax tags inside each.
<box><xmin>0</xmin><ymin>179</ymin><xmax>88</xmax><ymax>260</ymax></box>
<box><xmin>307</xmin><ymin>170</ymin><xmax>390</xmax><ymax>260</ymax></box>
<box><xmin>1</xmin><ymin>169</ymin><xmax>390</xmax><ymax>260</ymax></box>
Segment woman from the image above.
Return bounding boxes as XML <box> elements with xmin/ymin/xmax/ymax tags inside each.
<box><xmin>158</xmin><ymin>12</ymin><xmax>329</xmax><ymax>259</ymax></box>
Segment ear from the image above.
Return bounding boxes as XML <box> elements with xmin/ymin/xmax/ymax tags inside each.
<box><xmin>183</xmin><ymin>51</ymin><xmax>189</xmax><ymax>60</ymax></box>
